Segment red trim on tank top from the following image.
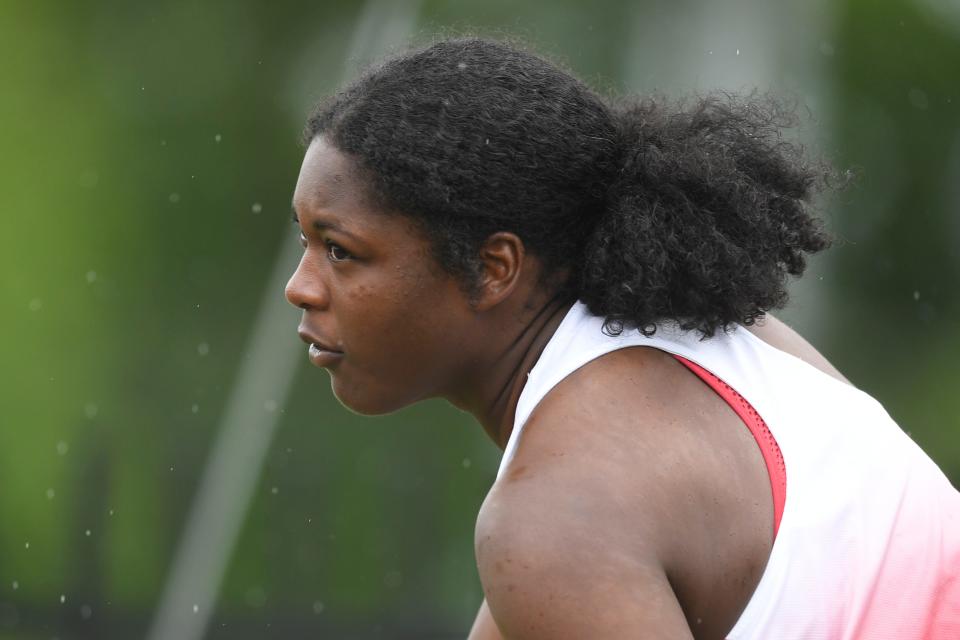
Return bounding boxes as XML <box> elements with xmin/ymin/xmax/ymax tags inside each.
<box><xmin>672</xmin><ymin>355</ymin><xmax>786</xmax><ymax>539</ymax></box>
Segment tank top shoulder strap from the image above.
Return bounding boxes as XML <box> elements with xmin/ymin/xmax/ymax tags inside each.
<box><xmin>498</xmin><ymin>301</ymin><xmax>669</xmax><ymax>479</ymax></box>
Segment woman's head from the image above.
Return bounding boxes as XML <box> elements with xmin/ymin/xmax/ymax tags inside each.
<box><xmin>302</xmin><ymin>37</ymin><xmax>621</xmax><ymax>302</ymax></box>
<box><xmin>294</xmin><ymin>36</ymin><xmax>833</xmax><ymax>359</ymax></box>
<box><xmin>288</xmin><ymin>134</ymin><xmax>546</xmax><ymax>416</ymax></box>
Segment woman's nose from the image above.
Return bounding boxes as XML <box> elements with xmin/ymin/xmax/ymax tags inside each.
<box><xmin>285</xmin><ymin>254</ymin><xmax>328</xmax><ymax>310</ymax></box>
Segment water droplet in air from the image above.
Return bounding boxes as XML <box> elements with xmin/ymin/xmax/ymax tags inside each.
<box><xmin>913</xmin><ymin>290</ymin><xmax>920</xmax><ymax>301</ymax></box>
<box><xmin>383</xmin><ymin>570</ymin><xmax>402</xmax><ymax>589</ymax></box>
<box><xmin>312</xmin><ymin>601</ymin><xmax>325</xmax><ymax>614</ymax></box>
<box><xmin>168</xmin><ymin>192</ymin><xmax>180</xmax><ymax>204</ymax></box>
<box><xmin>908</xmin><ymin>88</ymin><xmax>929</xmax><ymax>110</ymax></box>
<box><xmin>462</xmin><ymin>458</ymin><xmax>472</xmax><ymax>469</ymax></box>
<box><xmin>271</xmin><ymin>486</ymin><xmax>279</xmax><ymax>495</ymax></box>
<box><xmin>84</xmin><ymin>403</ymin><xmax>99</xmax><ymax>419</ymax></box>
<box><xmin>56</xmin><ymin>441</ymin><xmax>69</xmax><ymax>455</ymax></box>
<box><xmin>244</xmin><ymin>586</ymin><xmax>267</xmax><ymax>608</ymax></box>
<box><xmin>191</xmin><ymin>404</ymin><xmax>199</xmax><ymax>414</ymax></box>
<box><xmin>60</xmin><ymin>595</ymin><xmax>66</xmax><ymax>604</ymax></box>
<box><xmin>85</xmin><ymin>270</ymin><xmax>97</xmax><ymax>284</ymax></box>
<box><xmin>28</xmin><ymin>298</ymin><xmax>42</xmax><ymax>311</ymax></box>
<box><xmin>80</xmin><ymin>604</ymin><xmax>93</xmax><ymax>619</ymax></box>
<box><xmin>79</xmin><ymin>169</ymin><xmax>99</xmax><ymax>189</ymax></box>
<box><xmin>12</xmin><ymin>581</ymin><xmax>19</xmax><ymax>590</ymax></box>
<box><xmin>214</xmin><ymin>133</ymin><xmax>222</xmax><ymax>143</ymax></box>
<box><xmin>197</xmin><ymin>342</ymin><xmax>210</xmax><ymax>356</ymax></box>
<box><xmin>46</xmin><ymin>488</ymin><xmax>55</xmax><ymax>500</ymax></box>
<box><xmin>193</xmin><ymin>604</ymin><xmax>199</xmax><ymax>613</ymax></box>
<box><xmin>264</xmin><ymin>400</ymin><xmax>277</xmax><ymax>412</ymax></box>
<box><xmin>251</xmin><ymin>202</ymin><xmax>262</xmax><ymax>214</ymax></box>
<box><xmin>85</xmin><ymin>529</ymin><xmax>91</xmax><ymax>537</ymax></box>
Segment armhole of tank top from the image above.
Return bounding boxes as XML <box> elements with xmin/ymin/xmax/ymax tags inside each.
<box><xmin>672</xmin><ymin>354</ymin><xmax>786</xmax><ymax>539</ymax></box>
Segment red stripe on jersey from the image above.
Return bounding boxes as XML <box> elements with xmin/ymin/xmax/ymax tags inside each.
<box><xmin>673</xmin><ymin>354</ymin><xmax>787</xmax><ymax>538</ymax></box>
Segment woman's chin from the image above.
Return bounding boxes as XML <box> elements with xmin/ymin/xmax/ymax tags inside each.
<box><xmin>329</xmin><ymin>376</ymin><xmax>408</xmax><ymax>416</ymax></box>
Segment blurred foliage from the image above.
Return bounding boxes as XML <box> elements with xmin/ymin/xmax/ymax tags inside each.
<box><xmin>827</xmin><ymin>0</ymin><xmax>960</xmax><ymax>479</ymax></box>
<box><xmin>0</xmin><ymin>0</ymin><xmax>956</xmax><ymax>638</ymax></box>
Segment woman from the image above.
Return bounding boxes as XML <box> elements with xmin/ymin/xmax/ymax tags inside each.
<box><xmin>285</xmin><ymin>37</ymin><xmax>960</xmax><ymax>639</ymax></box>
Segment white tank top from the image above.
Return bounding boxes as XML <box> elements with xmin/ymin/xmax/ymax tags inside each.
<box><xmin>496</xmin><ymin>301</ymin><xmax>960</xmax><ymax>639</ymax></box>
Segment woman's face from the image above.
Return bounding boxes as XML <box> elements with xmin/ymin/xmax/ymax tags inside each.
<box><xmin>286</xmin><ymin>136</ymin><xmax>476</xmax><ymax>415</ymax></box>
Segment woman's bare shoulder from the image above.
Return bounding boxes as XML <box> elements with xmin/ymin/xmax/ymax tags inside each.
<box><xmin>478</xmin><ymin>346</ymin><xmax>773</xmax><ymax>636</ymax></box>
<box><xmin>474</xmin><ymin>357</ymin><xmax>699</xmax><ymax>637</ymax></box>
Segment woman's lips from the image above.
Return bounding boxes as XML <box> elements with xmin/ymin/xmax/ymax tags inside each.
<box><xmin>308</xmin><ymin>342</ymin><xmax>344</xmax><ymax>367</ymax></box>
<box><xmin>297</xmin><ymin>326</ymin><xmax>343</xmax><ymax>366</ymax></box>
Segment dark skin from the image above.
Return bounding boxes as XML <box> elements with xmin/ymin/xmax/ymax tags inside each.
<box><xmin>287</xmin><ymin>137</ymin><xmax>850</xmax><ymax>639</ymax></box>
<box><xmin>287</xmin><ymin>136</ymin><xmax>568</xmax><ymax>439</ymax></box>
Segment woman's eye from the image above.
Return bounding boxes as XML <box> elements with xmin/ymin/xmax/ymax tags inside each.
<box><xmin>326</xmin><ymin>241</ymin><xmax>351</xmax><ymax>262</ymax></box>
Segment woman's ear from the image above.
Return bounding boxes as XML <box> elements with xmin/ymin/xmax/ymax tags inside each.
<box><xmin>471</xmin><ymin>232</ymin><xmax>526</xmax><ymax>312</ymax></box>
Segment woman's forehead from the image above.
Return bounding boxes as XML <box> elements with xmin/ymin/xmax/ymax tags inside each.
<box><xmin>293</xmin><ymin>137</ymin><xmax>424</xmax><ymax>245</ymax></box>
<box><xmin>293</xmin><ymin>137</ymin><xmax>355</xmax><ymax>211</ymax></box>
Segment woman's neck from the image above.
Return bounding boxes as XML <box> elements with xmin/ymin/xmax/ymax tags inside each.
<box><xmin>447</xmin><ymin>295</ymin><xmax>574</xmax><ymax>450</ymax></box>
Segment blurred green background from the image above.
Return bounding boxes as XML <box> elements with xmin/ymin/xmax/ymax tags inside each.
<box><xmin>0</xmin><ymin>0</ymin><xmax>957</xmax><ymax>638</ymax></box>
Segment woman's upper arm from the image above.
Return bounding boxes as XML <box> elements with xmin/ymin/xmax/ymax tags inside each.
<box><xmin>467</xmin><ymin>599</ymin><xmax>504</xmax><ymax>640</ymax></box>
<box><xmin>475</xmin><ymin>477</ymin><xmax>694</xmax><ymax>640</ymax></box>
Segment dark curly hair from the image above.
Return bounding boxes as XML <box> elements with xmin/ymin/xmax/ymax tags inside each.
<box><xmin>303</xmin><ymin>37</ymin><xmax>833</xmax><ymax>337</ymax></box>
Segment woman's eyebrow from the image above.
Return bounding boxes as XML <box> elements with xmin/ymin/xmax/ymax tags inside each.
<box><xmin>290</xmin><ymin>205</ymin><xmax>363</xmax><ymax>243</ymax></box>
